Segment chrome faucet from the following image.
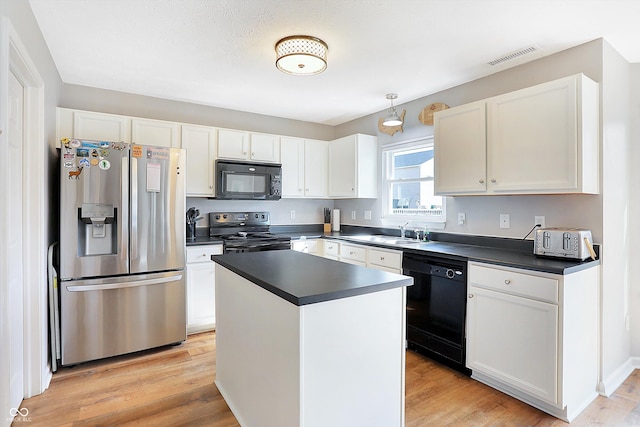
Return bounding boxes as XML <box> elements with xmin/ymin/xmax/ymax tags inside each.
<box><xmin>399</xmin><ymin>222</ymin><xmax>409</xmax><ymax>238</ymax></box>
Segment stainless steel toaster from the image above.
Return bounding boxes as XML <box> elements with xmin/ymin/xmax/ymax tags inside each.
<box><xmin>533</xmin><ymin>228</ymin><xmax>595</xmax><ymax>260</ymax></box>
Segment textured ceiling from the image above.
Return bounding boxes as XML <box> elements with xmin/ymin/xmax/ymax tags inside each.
<box><xmin>28</xmin><ymin>0</ymin><xmax>640</xmax><ymax>126</ymax></box>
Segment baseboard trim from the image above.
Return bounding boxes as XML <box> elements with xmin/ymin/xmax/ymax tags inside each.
<box><xmin>598</xmin><ymin>359</ymin><xmax>636</xmax><ymax>397</ymax></box>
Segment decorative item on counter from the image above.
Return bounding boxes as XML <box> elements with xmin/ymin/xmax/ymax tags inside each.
<box><xmin>323</xmin><ymin>208</ymin><xmax>332</xmax><ymax>233</ymax></box>
<box><xmin>332</xmin><ymin>208</ymin><xmax>341</xmax><ymax>232</ymax></box>
<box><xmin>418</xmin><ymin>102</ymin><xmax>449</xmax><ymax>126</ymax></box>
<box><xmin>186</xmin><ymin>207</ymin><xmax>201</xmax><ymax>240</ymax></box>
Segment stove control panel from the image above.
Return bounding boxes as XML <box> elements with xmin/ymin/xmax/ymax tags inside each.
<box><xmin>209</xmin><ymin>211</ymin><xmax>270</xmax><ymax>226</ymax></box>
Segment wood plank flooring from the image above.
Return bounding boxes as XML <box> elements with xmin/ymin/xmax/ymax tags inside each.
<box><xmin>17</xmin><ymin>331</ymin><xmax>640</xmax><ymax>426</ymax></box>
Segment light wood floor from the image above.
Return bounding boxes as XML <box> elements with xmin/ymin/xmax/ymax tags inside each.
<box><xmin>17</xmin><ymin>331</ymin><xmax>640</xmax><ymax>426</ymax></box>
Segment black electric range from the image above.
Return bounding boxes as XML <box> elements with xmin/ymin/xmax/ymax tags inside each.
<box><xmin>209</xmin><ymin>211</ymin><xmax>291</xmax><ymax>253</ymax></box>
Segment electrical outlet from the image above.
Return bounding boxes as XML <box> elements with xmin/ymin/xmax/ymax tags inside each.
<box><xmin>499</xmin><ymin>213</ymin><xmax>510</xmax><ymax>229</ymax></box>
<box><xmin>534</xmin><ymin>215</ymin><xmax>546</xmax><ymax>228</ymax></box>
<box><xmin>458</xmin><ymin>213</ymin><xmax>466</xmax><ymax>226</ymax></box>
<box><xmin>351</xmin><ymin>210</ymin><xmax>356</xmax><ymax>220</ymax></box>
<box><xmin>290</xmin><ymin>210</ymin><xmax>295</xmax><ymax>219</ymax></box>
<box><xmin>364</xmin><ymin>211</ymin><xmax>372</xmax><ymax>220</ymax></box>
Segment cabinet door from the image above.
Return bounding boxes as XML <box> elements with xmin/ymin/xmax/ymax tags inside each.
<box><xmin>280</xmin><ymin>137</ymin><xmax>305</xmax><ymax>197</ymax></box>
<box><xmin>73</xmin><ymin>110</ymin><xmax>131</xmax><ymax>143</ymax></box>
<box><xmin>131</xmin><ymin>118</ymin><xmax>180</xmax><ymax>148</ymax></box>
<box><xmin>250</xmin><ymin>133</ymin><xmax>280</xmax><ymax>162</ymax></box>
<box><xmin>487</xmin><ymin>76</ymin><xmax>578</xmax><ymax>193</ymax></box>
<box><xmin>329</xmin><ymin>135</ymin><xmax>356</xmax><ymax>197</ymax></box>
<box><xmin>304</xmin><ymin>139</ymin><xmax>328</xmax><ymax>197</ymax></box>
<box><xmin>218</xmin><ymin>129</ymin><xmax>249</xmax><ymax>160</ymax></box>
<box><xmin>466</xmin><ymin>285</ymin><xmax>559</xmax><ymax>404</ymax></box>
<box><xmin>434</xmin><ymin>101</ymin><xmax>486</xmax><ymax>195</ymax></box>
<box><xmin>186</xmin><ymin>262</ymin><xmax>216</xmax><ymax>333</ymax></box>
<box><xmin>182</xmin><ymin>125</ymin><xmax>217</xmax><ymax>196</ymax></box>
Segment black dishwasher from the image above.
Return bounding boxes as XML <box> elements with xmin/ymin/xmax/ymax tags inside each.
<box><xmin>403</xmin><ymin>253</ymin><xmax>470</xmax><ymax>374</ymax></box>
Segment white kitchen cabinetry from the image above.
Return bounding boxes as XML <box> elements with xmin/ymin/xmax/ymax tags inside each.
<box><xmin>339</xmin><ymin>243</ymin><xmax>367</xmax><ymax>267</ymax></box>
<box><xmin>466</xmin><ymin>261</ymin><xmax>599</xmax><ymax>422</ymax></box>
<box><xmin>131</xmin><ymin>118</ymin><xmax>181</xmax><ymax>148</ymax></box>
<box><xmin>434</xmin><ymin>101</ymin><xmax>487</xmax><ymax>194</ymax></box>
<box><xmin>329</xmin><ymin>134</ymin><xmax>378</xmax><ymax>198</ymax></box>
<box><xmin>218</xmin><ymin>129</ymin><xmax>280</xmax><ymax>163</ymax></box>
<box><xmin>186</xmin><ymin>244</ymin><xmax>223</xmax><ymax>334</ymax></box>
<box><xmin>57</xmin><ymin>108</ymin><xmax>131</xmax><ymax>144</ymax></box>
<box><xmin>291</xmin><ymin>238</ymin><xmax>319</xmax><ymax>255</ymax></box>
<box><xmin>281</xmin><ymin>137</ymin><xmax>328</xmax><ymax>198</ymax></box>
<box><xmin>320</xmin><ymin>239</ymin><xmax>340</xmax><ymax>261</ymax></box>
<box><xmin>434</xmin><ymin>74</ymin><xmax>599</xmax><ymax>195</ymax></box>
<box><xmin>181</xmin><ymin>124</ymin><xmax>217</xmax><ymax>197</ymax></box>
<box><xmin>217</xmin><ymin>129</ymin><xmax>249</xmax><ymax>160</ymax></box>
<box><xmin>368</xmin><ymin>248</ymin><xmax>402</xmax><ymax>274</ymax></box>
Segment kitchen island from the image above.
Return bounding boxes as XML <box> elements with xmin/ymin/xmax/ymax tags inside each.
<box><xmin>211</xmin><ymin>250</ymin><xmax>413</xmax><ymax>427</ymax></box>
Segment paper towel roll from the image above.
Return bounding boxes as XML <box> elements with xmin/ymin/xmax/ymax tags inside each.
<box><xmin>332</xmin><ymin>209</ymin><xmax>340</xmax><ymax>231</ymax></box>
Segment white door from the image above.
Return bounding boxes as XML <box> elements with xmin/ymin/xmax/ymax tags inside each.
<box><xmin>8</xmin><ymin>70</ymin><xmax>24</xmax><ymax>415</ymax></box>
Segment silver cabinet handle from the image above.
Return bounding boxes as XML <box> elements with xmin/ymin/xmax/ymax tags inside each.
<box><xmin>505</xmin><ymin>279</ymin><xmax>511</xmax><ymax>284</ymax></box>
<box><xmin>380</xmin><ymin>257</ymin><xmax>385</xmax><ymax>261</ymax></box>
<box><xmin>491</xmin><ymin>178</ymin><xmax>497</xmax><ymax>183</ymax></box>
<box><xmin>468</xmin><ymin>294</ymin><xmax>474</xmax><ymax>298</ymax></box>
<box><xmin>479</xmin><ymin>179</ymin><xmax>485</xmax><ymax>184</ymax></box>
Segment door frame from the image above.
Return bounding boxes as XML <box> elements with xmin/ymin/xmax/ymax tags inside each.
<box><xmin>0</xmin><ymin>16</ymin><xmax>49</xmax><ymax>413</ymax></box>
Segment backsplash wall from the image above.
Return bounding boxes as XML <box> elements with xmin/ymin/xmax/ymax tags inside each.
<box><xmin>186</xmin><ymin>198</ymin><xmax>334</xmax><ymax>229</ymax></box>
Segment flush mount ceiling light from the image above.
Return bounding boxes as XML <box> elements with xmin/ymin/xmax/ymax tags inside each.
<box><xmin>383</xmin><ymin>93</ymin><xmax>403</xmax><ymax>126</ymax></box>
<box><xmin>275</xmin><ymin>35</ymin><xmax>328</xmax><ymax>75</ymax></box>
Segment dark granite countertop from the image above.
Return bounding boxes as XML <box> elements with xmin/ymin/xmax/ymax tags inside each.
<box><xmin>186</xmin><ymin>236</ymin><xmax>224</xmax><ymax>246</ymax></box>
<box><xmin>211</xmin><ymin>250</ymin><xmax>413</xmax><ymax>306</ymax></box>
<box><xmin>285</xmin><ymin>230</ymin><xmax>599</xmax><ymax>275</ymax></box>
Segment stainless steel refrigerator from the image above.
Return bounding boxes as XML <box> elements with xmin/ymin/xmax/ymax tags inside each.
<box><xmin>59</xmin><ymin>140</ymin><xmax>186</xmax><ymax>366</ymax></box>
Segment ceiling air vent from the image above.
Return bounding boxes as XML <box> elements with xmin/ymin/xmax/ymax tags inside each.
<box><xmin>488</xmin><ymin>46</ymin><xmax>538</xmax><ymax>66</ymax></box>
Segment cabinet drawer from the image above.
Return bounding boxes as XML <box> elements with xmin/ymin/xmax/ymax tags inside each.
<box><xmin>323</xmin><ymin>240</ymin><xmax>340</xmax><ymax>257</ymax></box>
<box><xmin>469</xmin><ymin>262</ymin><xmax>558</xmax><ymax>303</ymax></box>
<box><xmin>340</xmin><ymin>244</ymin><xmax>367</xmax><ymax>263</ymax></box>
<box><xmin>186</xmin><ymin>245</ymin><xmax>223</xmax><ymax>263</ymax></box>
<box><xmin>368</xmin><ymin>248</ymin><xmax>402</xmax><ymax>270</ymax></box>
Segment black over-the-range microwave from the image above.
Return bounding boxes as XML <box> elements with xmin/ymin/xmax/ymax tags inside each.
<box><xmin>215</xmin><ymin>160</ymin><xmax>282</xmax><ymax>200</ymax></box>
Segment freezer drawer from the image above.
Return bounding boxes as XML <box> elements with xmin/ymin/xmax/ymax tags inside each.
<box><xmin>61</xmin><ymin>271</ymin><xmax>186</xmax><ymax>366</ymax></box>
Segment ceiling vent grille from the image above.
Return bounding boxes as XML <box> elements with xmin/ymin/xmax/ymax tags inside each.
<box><xmin>488</xmin><ymin>46</ymin><xmax>538</xmax><ymax>66</ymax></box>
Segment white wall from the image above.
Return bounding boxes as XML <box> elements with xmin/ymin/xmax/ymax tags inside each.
<box><xmin>630</xmin><ymin>63</ymin><xmax>640</xmax><ymax>357</ymax></box>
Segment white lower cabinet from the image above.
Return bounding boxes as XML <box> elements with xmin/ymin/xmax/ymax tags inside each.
<box><xmin>316</xmin><ymin>239</ymin><xmax>402</xmax><ymax>273</ymax></box>
<box><xmin>291</xmin><ymin>238</ymin><xmax>319</xmax><ymax>255</ymax></box>
<box><xmin>186</xmin><ymin>244</ymin><xmax>223</xmax><ymax>334</ymax></box>
<box><xmin>466</xmin><ymin>261</ymin><xmax>599</xmax><ymax>422</ymax></box>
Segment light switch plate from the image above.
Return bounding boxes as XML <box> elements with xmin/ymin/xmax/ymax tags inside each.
<box><xmin>499</xmin><ymin>213</ymin><xmax>510</xmax><ymax>229</ymax></box>
<box><xmin>364</xmin><ymin>211</ymin><xmax>372</xmax><ymax>220</ymax></box>
<box><xmin>458</xmin><ymin>213</ymin><xmax>466</xmax><ymax>226</ymax></box>
<box><xmin>351</xmin><ymin>210</ymin><xmax>356</xmax><ymax>220</ymax></box>
<box><xmin>290</xmin><ymin>210</ymin><xmax>295</xmax><ymax>219</ymax></box>
<box><xmin>534</xmin><ymin>215</ymin><xmax>546</xmax><ymax>228</ymax></box>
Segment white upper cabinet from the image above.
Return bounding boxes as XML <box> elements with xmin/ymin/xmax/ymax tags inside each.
<box><xmin>329</xmin><ymin>134</ymin><xmax>377</xmax><ymax>198</ymax></box>
<box><xmin>218</xmin><ymin>129</ymin><xmax>249</xmax><ymax>160</ymax></box>
<box><xmin>434</xmin><ymin>74</ymin><xmax>599</xmax><ymax>195</ymax></box>
<box><xmin>250</xmin><ymin>133</ymin><xmax>280</xmax><ymax>163</ymax></box>
<box><xmin>281</xmin><ymin>137</ymin><xmax>328</xmax><ymax>198</ymax></box>
<box><xmin>131</xmin><ymin>118</ymin><xmax>181</xmax><ymax>148</ymax></box>
<box><xmin>181</xmin><ymin>124</ymin><xmax>217</xmax><ymax>197</ymax></box>
<box><xmin>434</xmin><ymin>101</ymin><xmax>487</xmax><ymax>194</ymax></box>
<box><xmin>58</xmin><ymin>108</ymin><xmax>131</xmax><ymax>143</ymax></box>
<box><xmin>218</xmin><ymin>129</ymin><xmax>280</xmax><ymax>163</ymax></box>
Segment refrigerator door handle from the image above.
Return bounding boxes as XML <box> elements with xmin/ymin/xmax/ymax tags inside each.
<box><xmin>121</xmin><ymin>155</ymin><xmax>129</xmax><ymax>267</ymax></box>
<box><xmin>131</xmin><ymin>156</ymin><xmax>138</xmax><ymax>262</ymax></box>
<box><xmin>66</xmin><ymin>273</ymin><xmax>183</xmax><ymax>292</ymax></box>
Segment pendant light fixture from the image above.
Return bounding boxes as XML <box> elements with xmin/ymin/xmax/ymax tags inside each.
<box><xmin>275</xmin><ymin>35</ymin><xmax>328</xmax><ymax>75</ymax></box>
<box><xmin>383</xmin><ymin>93</ymin><xmax>403</xmax><ymax>126</ymax></box>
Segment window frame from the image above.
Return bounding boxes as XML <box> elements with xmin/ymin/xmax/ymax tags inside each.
<box><xmin>380</xmin><ymin>136</ymin><xmax>446</xmax><ymax>227</ymax></box>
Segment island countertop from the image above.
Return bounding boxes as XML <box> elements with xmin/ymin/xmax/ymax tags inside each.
<box><xmin>211</xmin><ymin>250</ymin><xmax>413</xmax><ymax>306</ymax></box>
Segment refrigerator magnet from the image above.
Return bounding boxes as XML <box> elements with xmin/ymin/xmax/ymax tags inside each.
<box><xmin>69</xmin><ymin>139</ymin><xmax>81</xmax><ymax>148</ymax></box>
<box><xmin>98</xmin><ymin>159</ymin><xmax>111</xmax><ymax>171</ymax></box>
<box><xmin>79</xmin><ymin>158</ymin><xmax>90</xmax><ymax>168</ymax></box>
<box><xmin>90</xmin><ymin>158</ymin><xmax>99</xmax><ymax>166</ymax></box>
<box><xmin>76</xmin><ymin>148</ymin><xmax>89</xmax><ymax>157</ymax></box>
<box><xmin>132</xmin><ymin>145</ymin><xmax>143</xmax><ymax>158</ymax></box>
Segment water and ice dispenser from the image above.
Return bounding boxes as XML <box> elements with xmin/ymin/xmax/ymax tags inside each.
<box><xmin>78</xmin><ymin>203</ymin><xmax>117</xmax><ymax>256</ymax></box>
